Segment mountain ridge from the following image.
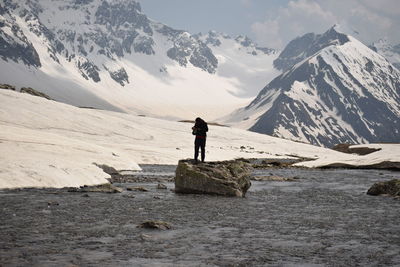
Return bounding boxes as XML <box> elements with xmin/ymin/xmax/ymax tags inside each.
<box><xmin>0</xmin><ymin>0</ymin><xmax>278</xmax><ymax>120</ymax></box>
<box><xmin>223</xmin><ymin>27</ymin><xmax>400</xmax><ymax>147</ymax></box>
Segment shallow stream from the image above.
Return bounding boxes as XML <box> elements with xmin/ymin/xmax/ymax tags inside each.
<box><xmin>0</xmin><ymin>166</ymin><xmax>399</xmax><ymax>266</ymax></box>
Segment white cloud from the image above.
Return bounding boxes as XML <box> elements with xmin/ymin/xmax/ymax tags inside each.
<box><xmin>251</xmin><ymin>0</ymin><xmax>336</xmax><ymax>48</ymax></box>
<box><xmin>251</xmin><ymin>0</ymin><xmax>400</xmax><ymax>49</ymax></box>
<box><xmin>361</xmin><ymin>0</ymin><xmax>400</xmax><ymax>15</ymax></box>
<box><xmin>240</xmin><ymin>0</ymin><xmax>253</xmax><ymax>8</ymax></box>
<box><xmin>251</xmin><ymin>19</ymin><xmax>282</xmax><ymax>48</ymax></box>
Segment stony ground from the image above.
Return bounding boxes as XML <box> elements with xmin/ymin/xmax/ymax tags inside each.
<box><xmin>0</xmin><ymin>165</ymin><xmax>399</xmax><ymax>266</ymax></box>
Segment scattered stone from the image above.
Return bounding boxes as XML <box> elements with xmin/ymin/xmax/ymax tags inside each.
<box><xmin>252</xmin><ymin>159</ymin><xmax>301</xmax><ymax>169</ymax></box>
<box><xmin>138</xmin><ymin>220</ymin><xmax>171</xmax><ymax>230</ymax></box>
<box><xmin>47</xmin><ymin>201</ymin><xmax>59</xmax><ymax>206</ymax></box>
<box><xmin>127</xmin><ymin>186</ymin><xmax>149</xmax><ymax>192</ymax></box>
<box><xmin>175</xmin><ymin>159</ymin><xmax>252</xmax><ymax>197</ymax></box>
<box><xmin>367</xmin><ymin>179</ymin><xmax>400</xmax><ymax>197</ymax></box>
<box><xmin>157</xmin><ymin>183</ymin><xmax>167</xmax><ymax>189</ymax></box>
<box><xmin>153</xmin><ymin>196</ymin><xmax>162</xmax><ymax>199</ymax></box>
<box><xmin>139</xmin><ymin>233</ymin><xmax>153</xmax><ymax>241</ymax></box>
<box><xmin>252</xmin><ymin>175</ymin><xmax>299</xmax><ymax>182</ymax></box>
<box><xmin>109</xmin><ymin>175</ymin><xmax>174</xmax><ymax>184</ymax></box>
<box><xmin>82</xmin><ymin>194</ymin><xmax>90</xmax><ymax>198</ymax></box>
<box><xmin>20</xmin><ymin>87</ymin><xmax>52</xmax><ymax>100</ymax></box>
<box><xmin>67</xmin><ymin>183</ymin><xmax>123</xmax><ymax>193</ymax></box>
<box><xmin>122</xmin><ymin>194</ymin><xmax>136</xmax><ymax>199</ymax></box>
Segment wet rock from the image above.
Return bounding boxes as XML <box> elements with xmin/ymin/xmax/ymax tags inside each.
<box><xmin>367</xmin><ymin>179</ymin><xmax>400</xmax><ymax>197</ymax></box>
<box><xmin>139</xmin><ymin>233</ymin><xmax>153</xmax><ymax>241</ymax></box>
<box><xmin>252</xmin><ymin>175</ymin><xmax>299</xmax><ymax>182</ymax></box>
<box><xmin>175</xmin><ymin>159</ymin><xmax>252</xmax><ymax>197</ymax></box>
<box><xmin>67</xmin><ymin>183</ymin><xmax>123</xmax><ymax>193</ymax></box>
<box><xmin>20</xmin><ymin>87</ymin><xmax>52</xmax><ymax>100</ymax></box>
<box><xmin>138</xmin><ymin>220</ymin><xmax>171</xmax><ymax>230</ymax></box>
<box><xmin>122</xmin><ymin>194</ymin><xmax>135</xmax><ymax>199</ymax></box>
<box><xmin>47</xmin><ymin>201</ymin><xmax>59</xmax><ymax>206</ymax></box>
<box><xmin>127</xmin><ymin>186</ymin><xmax>148</xmax><ymax>192</ymax></box>
<box><xmin>157</xmin><ymin>183</ymin><xmax>167</xmax><ymax>189</ymax></box>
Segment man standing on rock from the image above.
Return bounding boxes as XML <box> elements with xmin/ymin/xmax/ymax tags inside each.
<box><xmin>192</xmin><ymin>117</ymin><xmax>208</xmax><ymax>163</ymax></box>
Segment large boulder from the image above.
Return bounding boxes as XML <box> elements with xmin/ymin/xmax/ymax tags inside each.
<box><xmin>175</xmin><ymin>159</ymin><xmax>252</xmax><ymax>197</ymax></box>
<box><xmin>367</xmin><ymin>179</ymin><xmax>400</xmax><ymax>197</ymax></box>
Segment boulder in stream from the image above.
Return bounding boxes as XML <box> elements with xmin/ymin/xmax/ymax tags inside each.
<box><xmin>175</xmin><ymin>159</ymin><xmax>252</xmax><ymax>197</ymax></box>
<box><xmin>138</xmin><ymin>221</ymin><xmax>171</xmax><ymax>230</ymax></box>
<box><xmin>367</xmin><ymin>179</ymin><xmax>400</xmax><ymax>197</ymax></box>
<box><xmin>127</xmin><ymin>186</ymin><xmax>149</xmax><ymax>192</ymax></box>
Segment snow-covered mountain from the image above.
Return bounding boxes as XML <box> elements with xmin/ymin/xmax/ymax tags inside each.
<box><xmin>0</xmin><ymin>0</ymin><xmax>278</xmax><ymax>120</ymax></box>
<box><xmin>370</xmin><ymin>39</ymin><xmax>400</xmax><ymax>70</ymax></box>
<box><xmin>2</xmin><ymin>89</ymin><xmax>399</xmax><ymax>189</ymax></box>
<box><xmin>223</xmin><ymin>26</ymin><xmax>400</xmax><ymax>147</ymax></box>
<box><xmin>273</xmin><ymin>27</ymin><xmax>350</xmax><ymax>72</ymax></box>
<box><xmin>195</xmin><ymin>31</ymin><xmax>279</xmax><ymax>97</ymax></box>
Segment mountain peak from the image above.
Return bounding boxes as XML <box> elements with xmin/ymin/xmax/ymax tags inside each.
<box><xmin>273</xmin><ymin>26</ymin><xmax>350</xmax><ymax>72</ymax></box>
<box><xmin>95</xmin><ymin>0</ymin><xmax>145</xmax><ymax>28</ymax></box>
<box><xmin>320</xmin><ymin>25</ymin><xmax>350</xmax><ymax>45</ymax></box>
<box><xmin>226</xmin><ymin>26</ymin><xmax>400</xmax><ymax>147</ymax></box>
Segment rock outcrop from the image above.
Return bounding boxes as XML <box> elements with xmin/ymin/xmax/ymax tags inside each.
<box><xmin>332</xmin><ymin>144</ymin><xmax>381</xmax><ymax>155</ymax></box>
<box><xmin>20</xmin><ymin>87</ymin><xmax>52</xmax><ymax>100</ymax></box>
<box><xmin>0</xmin><ymin>84</ymin><xmax>16</xmax><ymax>90</ymax></box>
<box><xmin>175</xmin><ymin>159</ymin><xmax>252</xmax><ymax>197</ymax></box>
<box><xmin>367</xmin><ymin>179</ymin><xmax>400</xmax><ymax>197</ymax></box>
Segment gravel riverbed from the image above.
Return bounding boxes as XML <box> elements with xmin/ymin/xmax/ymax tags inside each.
<box><xmin>1</xmin><ymin>165</ymin><xmax>399</xmax><ymax>266</ymax></box>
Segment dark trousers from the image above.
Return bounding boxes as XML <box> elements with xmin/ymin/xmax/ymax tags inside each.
<box><xmin>194</xmin><ymin>137</ymin><xmax>206</xmax><ymax>162</ymax></box>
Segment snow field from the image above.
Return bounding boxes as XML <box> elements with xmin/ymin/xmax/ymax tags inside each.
<box><xmin>1</xmin><ymin>90</ymin><xmax>399</xmax><ymax>189</ymax></box>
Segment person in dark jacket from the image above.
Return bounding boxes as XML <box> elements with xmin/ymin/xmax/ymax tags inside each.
<box><xmin>192</xmin><ymin>117</ymin><xmax>208</xmax><ymax>162</ymax></box>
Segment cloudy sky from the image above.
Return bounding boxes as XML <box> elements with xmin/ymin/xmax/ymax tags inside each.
<box><xmin>137</xmin><ymin>0</ymin><xmax>400</xmax><ymax>49</ymax></box>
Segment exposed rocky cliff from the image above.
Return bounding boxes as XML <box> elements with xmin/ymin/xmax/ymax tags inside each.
<box><xmin>225</xmin><ymin>26</ymin><xmax>400</xmax><ymax>147</ymax></box>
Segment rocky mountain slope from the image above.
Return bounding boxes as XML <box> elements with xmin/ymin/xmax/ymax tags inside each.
<box><xmin>223</xmin><ymin>26</ymin><xmax>400</xmax><ymax>147</ymax></box>
<box><xmin>0</xmin><ymin>0</ymin><xmax>278</xmax><ymax>120</ymax></box>
<box><xmin>370</xmin><ymin>39</ymin><xmax>400</xmax><ymax>70</ymax></box>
